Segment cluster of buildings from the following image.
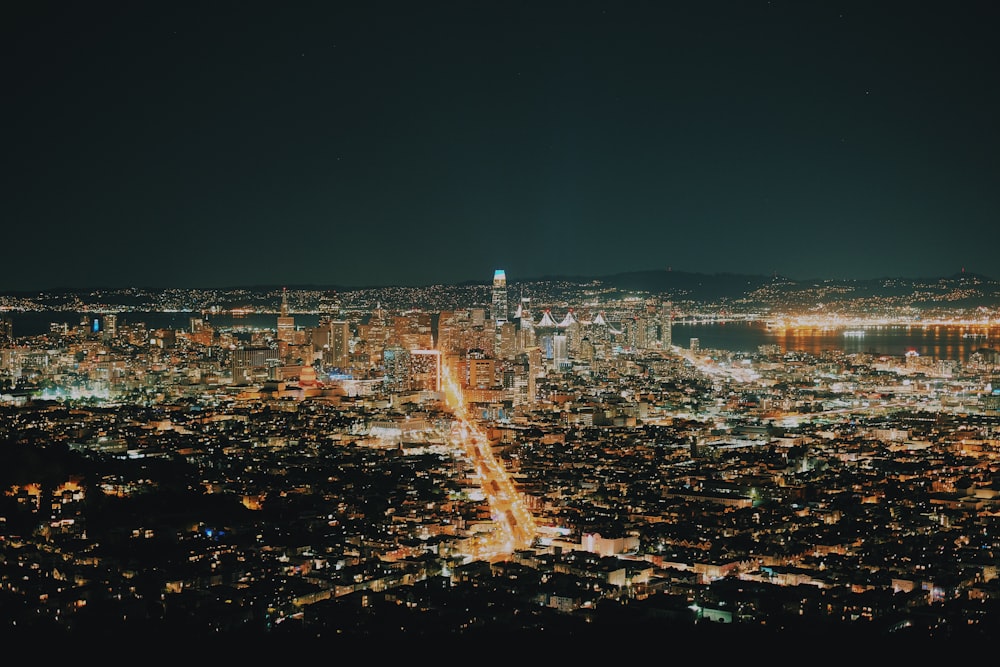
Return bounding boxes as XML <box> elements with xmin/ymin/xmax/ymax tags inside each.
<box><xmin>1</xmin><ymin>270</ymin><xmax>1000</xmax><ymax>640</ymax></box>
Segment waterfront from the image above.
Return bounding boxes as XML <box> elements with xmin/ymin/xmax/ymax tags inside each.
<box><xmin>671</xmin><ymin>321</ymin><xmax>997</xmax><ymax>361</ymax></box>
<box><xmin>4</xmin><ymin>311</ymin><xmax>997</xmax><ymax>362</ymax></box>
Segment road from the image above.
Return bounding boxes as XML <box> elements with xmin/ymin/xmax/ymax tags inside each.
<box><xmin>440</xmin><ymin>356</ymin><xmax>537</xmax><ymax>562</ymax></box>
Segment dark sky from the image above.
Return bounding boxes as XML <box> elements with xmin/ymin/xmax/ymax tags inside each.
<box><xmin>4</xmin><ymin>1</ymin><xmax>999</xmax><ymax>291</ymax></box>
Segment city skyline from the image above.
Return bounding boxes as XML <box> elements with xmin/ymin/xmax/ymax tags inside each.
<box><xmin>4</xmin><ymin>1</ymin><xmax>998</xmax><ymax>292</ymax></box>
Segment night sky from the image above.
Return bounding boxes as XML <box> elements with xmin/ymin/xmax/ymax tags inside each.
<box><xmin>4</xmin><ymin>1</ymin><xmax>999</xmax><ymax>291</ymax></box>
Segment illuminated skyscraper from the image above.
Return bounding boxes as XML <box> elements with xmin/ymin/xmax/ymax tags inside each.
<box><xmin>468</xmin><ymin>355</ymin><xmax>495</xmax><ymax>389</ymax></box>
<box><xmin>316</xmin><ymin>318</ymin><xmax>351</xmax><ymax>372</ymax></box>
<box><xmin>329</xmin><ymin>320</ymin><xmax>351</xmax><ymax>371</ymax></box>
<box><xmin>492</xmin><ymin>269</ymin><xmax>508</xmax><ymax>324</ymax></box>
<box><xmin>525</xmin><ymin>345</ymin><xmax>542</xmax><ymax>404</ymax></box>
<box><xmin>103</xmin><ymin>313</ymin><xmax>117</xmax><ymax>338</ymax></box>
<box><xmin>660</xmin><ymin>300</ymin><xmax>673</xmax><ymax>349</ymax></box>
<box><xmin>0</xmin><ymin>316</ymin><xmax>12</xmax><ymax>345</ymax></box>
<box><xmin>552</xmin><ymin>334</ymin><xmax>568</xmax><ymax>371</ymax></box>
<box><xmin>497</xmin><ymin>320</ymin><xmax>517</xmax><ymax>359</ymax></box>
<box><xmin>276</xmin><ymin>287</ymin><xmax>296</xmax><ymax>344</ymax></box>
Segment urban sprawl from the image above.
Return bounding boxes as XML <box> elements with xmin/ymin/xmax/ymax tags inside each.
<box><xmin>2</xmin><ymin>270</ymin><xmax>1000</xmax><ymax>647</ymax></box>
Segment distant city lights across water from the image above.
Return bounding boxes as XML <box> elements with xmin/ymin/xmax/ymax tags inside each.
<box><xmin>669</xmin><ymin>321</ymin><xmax>997</xmax><ymax>361</ymax></box>
<box><xmin>4</xmin><ymin>312</ymin><xmax>998</xmax><ymax>361</ymax></box>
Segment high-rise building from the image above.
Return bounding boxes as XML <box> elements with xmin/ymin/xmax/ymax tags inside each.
<box><xmin>1</xmin><ymin>316</ymin><xmax>14</xmax><ymax>346</ymax></box>
<box><xmin>103</xmin><ymin>313</ymin><xmax>117</xmax><ymax>338</ymax></box>
<box><xmin>329</xmin><ymin>320</ymin><xmax>351</xmax><ymax>372</ymax></box>
<box><xmin>382</xmin><ymin>345</ymin><xmax>411</xmax><ymax>393</ymax></box>
<box><xmin>277</xmin><ymin>288</ymin><xmax>295</xmax><ymax>343</ymax></box>
<box><xmin>410</xmin><ymin>349</ymin><xmax>442</xmax><ymax>392</ymax></box>
<box><xmin>492</xmin><ymin>269</ymin><xmax>508</xmax><ymax>324</ymax></box>
<box><xmin>525</xmin><ymin>345</ymin><xmax>542</xmax><ymax>404</ymax></box>
<box><xmin>515</xmin><ymin>298</ymin><xmax>535</xmax><ymax>350</ymax></box>
<box><xmin>496</xmin><ymin>320</ymin><xmax>517</xmax><ymax>359</ymax></box>
<box><xmin>468</xmin><ymin>355</ymin><xmax>495</xmax><ymax>389</ymax></box>
<box><xmin>660</xmin><ymin>300</ymin><xmax>673</xmax><ymax>349</ymax></box>
<box><xmin>552</xmin><ymin>334</ymin><xmax>568</xmax><ymax>371</ymax></box>
<box><xmin>316</xmin><ymin>318</ymin><xmax>351</xmax><ymax>373</ymax></box>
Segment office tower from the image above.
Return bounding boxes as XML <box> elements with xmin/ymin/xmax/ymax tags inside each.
<box><xmin>329</xmin><ymin>320</ymin><xmax>351</xmax><ymax>372</ymax></box>
<box><xmin>514</xmin><ymin>297</ymin><xmax>535</xmax><ymax>351</ymax></box>
<box><xmin>276</xmin><ymin>288</ymin><xmax>295</xmax><ymax>343</ymax></box>
<box><xmin>231</xmin><ymin>346</ymin><xmax>278</xmax><ymax>384</ymax></box>
<box><xmin>660</xmin><ymin>300</ymin><xmax>673</xmax><ymax>348</ymax></box>
<box><xmin>393</xmin><ymin>312</ymin><xmax>433</xmax><ymax>350</ymax></box>
<box><xmin>690</xmin><ymin>337</ymin><xmax>700</xmax><ymax>352</ymax></box>
<box><xmin>636</xmin><ymin>315</ymin><xmax>657</xmax><ymax>350</ymax></box>
<box><xmin>103</xmin><ymin>313</ymin><xmax>117</xmax><ymax>338</ymax></box>
<box><xmin>560</xmin><ymin>312</ymin><xmax>582</xmax><ymax>356</ymax></box>
<box><xmin>314</xmin><ymin>317</ymin><xmax>351</xmax><ymax>373</ymax></box>
<box><xmin>363</xmin><ymin>302</ymin><xmax>389</xmax><ymax>364</ymax></box>
<box><xmin>552</xmin><ymin>334</ymin><xmax>568</xmax><ymax>371</ymax></box>
<box><xmin>525</xmin><ymin>345</ymin><xmax>542</xmax><ymax>404</ymax></box>
<box><xmin>468</xmin><ymin>355</ymin><xmax>496</xmax><ymax>389</ymax></box>
<box><xmin>436</xmin><ymin>310</ymin><xmax>456</xmax><ymax>354</ymax></box>
<box><xmin>492</xmin><ymin>269</ymin><xmax>508</xmax><ymax>324</ymax></box>
<box><xmin>539</xmin><ymin>333</ymin><xmax>553</xmax><ymax>362</ymax></box>
<box><xmin>188</xmin><ymin>316</ymin><xmax>214</xmax><ymax>346</ymax></box>
<box><xmin>382</xmin><ymin>345</ymin><xmax>411</xmax><ymax>393</ymax></box>
<box><xmin>410</xmin><ymin>349</ymin><xmax>442</xmax><ymax>392</ymax></box>
<box><xmin>509</xmin><ymin>353</ymin><xmax>529</xmax><ymax>405</ymax></box>
<box><xmin>311</xmin><ymin>321</ymin><xmax>330</xmax><ymax>351</ymax></box>
<box><xmin>0</xmin><ymin>316</ymin><xmax>13</xmax><ymax>346</ymax></box>
<box><xmin>496</xmin><ymin>320</ymin><xmax>517</xmax><ymax>359</ymax></box>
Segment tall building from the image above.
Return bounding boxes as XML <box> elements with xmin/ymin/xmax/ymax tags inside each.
<box><xmin>315</xmin><ymin>318</ymin><xmax>351</xmax><ymax>373</ymax></box>
<box><xmin>552</xmin><ymin>334</ymin><xmax>568</xmax><ymax>371</ymax></box>
<box><xmin>103</xmin><ymin>313</ymin><xmax>117</xmax><ymax>338</ymax></box>
<box><xmin>515</xmin><ymin>298</ymin><xmax>535</xmax><ymax>350</ymax></box>
<box><xmin>660</xmin><ymin>300</ymin><xmax>673</xmax><ymax>349</ymax></box>
<box><xmin>410</xmin><ymin>349</ymin><xmax>442</xmax><ymax>392</ymax></box>
<box><xmin>329</xmin><ymin>320</ymin><xmax>351</xmax><ymax>372</ymax></box>
<box><xmin>382</xmin><ymin>345</ymin><xmax>411</xmax><ymax>393</ymax></box>
<box><xmin>492</xmin><ymin>269</ymin><xmax>508</xmax><ymax>324</ymax></box>
<box><xmin>1</xmin><ymin>316</ymin><xmax>14</xmax><ymax>346</ymax></box>
<box><xmin>525</xmin><ymin>345</ymin><xmax>542</xmax><ymax>404</ymax></box>
<box><xmin>496</xmin><ymin>320</ymin><xmax>517</xmax><ymax>359</ymax></box>
<box><xmin>468</xmin><ymin>355</ymin><xmax>496</xmax><ymax>389</ymax></box>
<box><xmin>276</xmin><ymin>288</ymin><xmax>295</xmax><ymax>343</ymax></box>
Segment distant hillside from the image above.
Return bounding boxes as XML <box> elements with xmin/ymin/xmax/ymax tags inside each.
<box><xmin>578</xmin><ymin>270</ymin><xmax>1000</xmax><ymax>310</ymax></box>
<box><xmin>2</xmin><ymin>271</ymin><xmax>999</xmax><ymax>314</ymax></box>
<box><xmin>588</xmin><ymin>270</ymin><xmax>774</xmax><ymax>302</ymax></box>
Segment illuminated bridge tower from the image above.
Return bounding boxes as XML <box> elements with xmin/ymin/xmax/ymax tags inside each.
<box><xmin>491</xmin><ymin>269</ymin><xmax>508</xmax><ymax>325</ymax></box>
